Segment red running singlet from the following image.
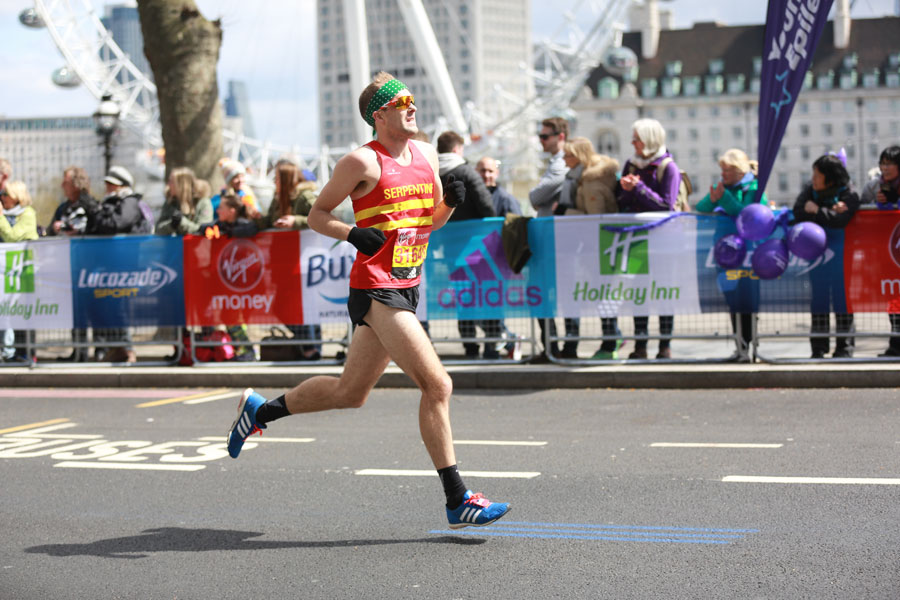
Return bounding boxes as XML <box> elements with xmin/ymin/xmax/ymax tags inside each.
<box><xmin>349</xmin><ymin>140</ymin><xmax>435</xmax><ymax>289</ymax></box>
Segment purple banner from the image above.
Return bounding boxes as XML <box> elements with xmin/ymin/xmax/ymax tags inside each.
<box><xmin>757</xmin><ymin>0</ymin><xmax>834</xmax><ymax>193</ymax></box>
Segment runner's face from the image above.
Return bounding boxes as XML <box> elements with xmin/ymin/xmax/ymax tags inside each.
<box><xmin>379</xmin><ymin>89</ymin><xmax>417</xmax><ymax>135</ymax></box>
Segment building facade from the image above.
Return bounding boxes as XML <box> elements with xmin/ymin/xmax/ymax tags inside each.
<box><xmin>0</xmin><ymin>116</ymin><xmax>146</xmax><ymax>225</ymax></box>
<box><xmin>101</xmin><ymin>3</ymin><xmax>152</xmax><ymax>81</ymax></box>
<box><xmin>574</xmin><ymin>16</ymin><xmax>900</xmax><ymax>207</ymax></box>
<box><xmin>316</xmin><ymin>0</ymin><xmax>531</xmax><ymax>147</ymax></box>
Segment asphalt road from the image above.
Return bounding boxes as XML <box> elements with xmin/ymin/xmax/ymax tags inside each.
<box><xmin>1</xmin><ymin>386</ymin><xmax>898</xmax><ymax>599</ymax></box>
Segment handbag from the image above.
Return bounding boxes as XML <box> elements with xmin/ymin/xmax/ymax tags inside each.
<box><xmin>260</xmin><ymin>327</ymin><xmax>301</xmax><ymax>361</ymax></box>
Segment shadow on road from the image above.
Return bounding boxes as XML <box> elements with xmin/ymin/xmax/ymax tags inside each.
<box><xmin>25</xmin><ymin>527</ymin><xmax>485</xmax><ymax>559</ymax></box>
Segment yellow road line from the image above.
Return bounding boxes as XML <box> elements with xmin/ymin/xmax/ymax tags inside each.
<box><xmin>0</xmin><ymin>418</ymin><xmax>70</xmax><ymax>435</ymax></box>
<box><xmin>136</xmin><ymin>388</ymin><xmax>232</xmax><ymax>408</ymax></box>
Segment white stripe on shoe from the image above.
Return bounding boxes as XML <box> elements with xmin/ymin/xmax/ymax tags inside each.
<box><xmin>470</xmin><ymin>509</ymin><xmax>482</xmax><ymax>523</ymax></box>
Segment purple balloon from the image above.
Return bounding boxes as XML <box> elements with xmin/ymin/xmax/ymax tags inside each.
<box><xmin>736</xmin><ymin>203</ymin><xmax>776</xmax><ymax>241</ymax></box>
<box><xmin>787</xmin><ymin>221</ymin><xmax>827</xmax><ymax>261</ymax></box>
<box><xmin>714</xmin><ymin>234</ymin><xmax>747</xmax><ymax>268</ymax></box>
<box><xmin>751</xmin><ymin>238</ymin><xmax>789</xmax><ymax>280</ymax></box>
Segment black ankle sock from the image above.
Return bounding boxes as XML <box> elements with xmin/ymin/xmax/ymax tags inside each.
<box><xmin>437</xmin><ymin>465</ymin><xmax>468</xmax><ymax>509</ymax></box>
<box><xmin>255</xmin><ymin>394</ymin><xmax>290</xmax><ymax>425</ymax></box>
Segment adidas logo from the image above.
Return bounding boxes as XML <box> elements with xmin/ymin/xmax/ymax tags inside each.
<box><xmin>438</xmin><ymin>231</ymin><xmax>542</xmax><ymax>308</ymax></box>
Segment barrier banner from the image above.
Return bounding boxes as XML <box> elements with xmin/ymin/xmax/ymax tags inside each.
<box><xmin>844</xmin><ymin>210</ymin><xmax>900</xmax><ymax>313</ymax></box>
<box><xmin>424</xmin><ymin>217</ymin><xmax>553</xmax><ymax>320</ymax></box>
<box><xmin>0</xmin><ymin>239</ymin><xmax>73</xmax><ymax>329</ymax></box>
<box><xmin>555</xmin><ymin>214</ymin><xmax>701</xmax><ymax>317</ymax></box>
<box><xmin>71</xmin><ymin>235</ymin><xmax>183</xmax><ymax>328</ymax></box>
<box><xmin>183</xmin><ymin>230</ymin><xmax>302</xmax><ymax>326</ymax></box>
<box><xmin>299</xmin><ymin>230</ymin><xmax>356</xmax><ymax>324</ymax></box>
<box><xmin>757</xmin><ymin>0</ymin><xmax>834</xmax><ymax>193</ymax></box>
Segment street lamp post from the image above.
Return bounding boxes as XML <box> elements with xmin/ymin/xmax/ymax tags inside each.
<box><xmin>92</xmin><ymin>94</ymin><xmax>120</xmax><ymax>174</ymax></box>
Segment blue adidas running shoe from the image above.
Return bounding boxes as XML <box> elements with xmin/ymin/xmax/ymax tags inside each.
<box><xmin>226</xmin><ymin>388</ymin><xmax>267</xmax><ymax>459</ymax></box>
<box><xmin>446</xmin><ymin>490</ymin><xmax>511</xmax><ymax>529</ymax></box>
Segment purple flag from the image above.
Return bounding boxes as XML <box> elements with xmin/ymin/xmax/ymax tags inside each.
<box><xmin>757</xmin><ymin>0</ymin><xmax>834</xmax><ymax>194</ymax></box>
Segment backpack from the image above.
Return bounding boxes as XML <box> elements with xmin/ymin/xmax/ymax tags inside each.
<box><xmin>134</xmin><ymin>200</ymin><xmax>155</xmax><ymax>234</ymax></box>
<box><xmin>656</xmin><ymin>157</ymin><xmax>693</xmax><ymax>212</ymax></box>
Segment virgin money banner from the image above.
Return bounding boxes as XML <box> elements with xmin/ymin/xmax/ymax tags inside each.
<box><xmin>844</xmin><ymin>210</ymin><xmax>900</xmax><ymax>313</ymax></box>
<box><xmin>183</xmin><ymin>231</ymin><xmax>302</xmax><ymax>326</ymax></box>
<box><xmin>424</xmin><ymin>218</ymin><xmax>554</xmax><ymax>320</ymax></box>
<box><xmin>0</xmin><ymin>239</ymin><xmax>73</xmax><ymax>329</ymax></box>
<box><xmin>757</xmin><ymin>0</ymin><xmax>834</xmax><ymax>193</ymax></box>
<box><xmin>554</xmin><ymin>214</ymin><xmax>701</xmax><ymax>318</ymax></box>
<box><xmin>71</xmin><ymin>236</ymin><xmax>183</xmax><ymax>327</ymax></box>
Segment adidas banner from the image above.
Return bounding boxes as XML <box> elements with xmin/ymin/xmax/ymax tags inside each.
<box><xmin>0</xmin><ymin>238</ymin><xmax>73</xmax><ymax>329</ymax></box>
<box><xmin>554</xmin><ymin>214</ymin><xmax>701</xmax><ymax>318</ymax></box>
<box><xmin>424</xmin><ymin>218</ymin><xmax>555</xmax><ymax>321</ymax></box>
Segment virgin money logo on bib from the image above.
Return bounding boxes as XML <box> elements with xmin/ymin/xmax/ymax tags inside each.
<box><xmin>217</xmin><ymin>239</ymin><xmax>265</xmax><ymax>292</ymax></box>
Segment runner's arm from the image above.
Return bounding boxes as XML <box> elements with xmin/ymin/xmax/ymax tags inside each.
<box><xmin>308</xmin><ymin>150</ymin><xmax>373</xmax><ymax>241</ymax></box>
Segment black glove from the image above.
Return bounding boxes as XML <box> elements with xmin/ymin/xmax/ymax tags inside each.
<box><xmin>347</xmin><ymin>226</ymin><xmax>387</xmax><ymax>256</ymax></box>
<box><xmin>443</xmin><ymin>174</ymin><xmax>466</xmax><ymax>208</ymax></box>
<box><xmin>170</xmin><ymin>209</ymin><xmax>183</xmax><ymax>228</ymax></box>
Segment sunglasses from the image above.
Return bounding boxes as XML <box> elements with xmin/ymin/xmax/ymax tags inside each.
<box><xmin>380</xmin><ymin>95</ymin><xmax>415</xmax><ymax>111</ymax></box>
<box><xmin>538</xmin><ymin>133</ymin><xmax>558</xmax><ymax>141</ymax></box>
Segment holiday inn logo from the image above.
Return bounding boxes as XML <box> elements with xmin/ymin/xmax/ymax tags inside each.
<box><xmin>599</xmin><ymin>224</ymin><xmax>649</xmax><ymax>275</ymax></box>
<box><xmin>4</xmin><ymin>249</ymin><xmax>35</xmax><ymax>293</ymax></box>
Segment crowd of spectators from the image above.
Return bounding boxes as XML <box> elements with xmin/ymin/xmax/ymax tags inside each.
<box><xmin>1</xmin><ymin>131</ymin><xmax>898</xmax><ymax>364</ymax></box>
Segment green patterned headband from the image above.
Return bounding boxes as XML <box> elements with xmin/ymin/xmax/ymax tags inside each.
<box><xmin>363</xmin><ymin>78</ymin><xmax>407</xmax><ymax>127</ymax></box>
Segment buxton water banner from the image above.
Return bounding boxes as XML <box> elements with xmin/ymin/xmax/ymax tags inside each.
<box><xmin>299</xmin><ymin>230</ymin><xmax>356</xmax><ymax>324</ymax></box>
<box><xmin>183</xmin><ymin>230</ymin><xmax>302</xmax><ymax>327</ymax></box>
<box><xmin>71</xmin><ymin>235</ymin><xmax>183</xmax><ymax>328</ymax></box>
<box><xmin>0</xmin><ymin>238</ymin><xmax>72</xmax><ymax>329</ymax></box>
<box><xmin>554</xmin><ymin>214</ymin><xmax>701</xmax><ymax>318</ymax></box>
<box><xmin>757</xmin><ymin>0</ymin><xmax>834</xmax><ymax>193</ymax></box>
<box><xmin>424</xmin><ymin>217</ymin><xmax>555</xmax><ymax>320</ymax></box>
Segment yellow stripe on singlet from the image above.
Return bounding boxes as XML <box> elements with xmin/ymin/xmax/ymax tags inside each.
<box><xmin>354</xmin><ymin>197</ymin><xmax>433</xmax><ymax>222</ymax></box>
<box><xmin>370</xmin><ymin>216</ymin><xmax>433</xmax><ymax>231</ymax></box>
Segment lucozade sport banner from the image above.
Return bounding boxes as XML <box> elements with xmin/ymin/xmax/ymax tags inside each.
<box><xmin>72</xmin><ymin>235</ymin><xmax>183</xmax><ymax>328</ymax></box>
<box><xmin>554</xmin><ymin>214</ymin><xmax>701</xmax><ymax>318</ymax></box>
<box><xmin>0</xmin><ymin>238</ymin><xmax>72</xmax><ymax>329</ymax></box>
<box><xmin>183</xmin><ymin>230</ymin><xmax>302</xmax><ymax>326</ymax></box>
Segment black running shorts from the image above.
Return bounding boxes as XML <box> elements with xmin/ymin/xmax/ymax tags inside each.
<box><xmin>347</xmin><ymin>286</ymin><xmax>420</xmax><ymax>327</ymax></box>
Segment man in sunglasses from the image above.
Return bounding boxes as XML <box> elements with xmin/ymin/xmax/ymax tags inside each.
<box><xmin>225</xmin><ymin>72</ymin><xmax>511</xmax><ymax>530</ymax></box>
<box><xmin>528</xmin><ymin>117</ymin><xmax>571</xmax><ymax>361</ymax></box>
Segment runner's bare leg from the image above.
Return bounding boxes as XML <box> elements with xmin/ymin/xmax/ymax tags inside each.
<box><xmin>282</xmin><ymin>300</ymin><xmax>456</xmax><ymax>470</ymax></box>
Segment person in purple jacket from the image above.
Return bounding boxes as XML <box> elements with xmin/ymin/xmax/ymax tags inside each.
<box><xmin>616</xmin><ymin>118</ymin><xmax>679</xmax><ymax>359</ymax></box>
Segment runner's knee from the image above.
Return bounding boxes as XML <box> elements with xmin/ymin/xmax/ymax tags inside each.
<box><xmin>335</xmin><ymin>390</ymin><xmax>368</xmax><ymax>409</ymax></box>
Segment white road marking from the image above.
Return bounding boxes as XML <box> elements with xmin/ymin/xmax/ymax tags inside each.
<box><xmin>53</xmin><ymin>461</ymin><xmax>206</xmax><ymax>471</ymax></box>
<box><xmin>454</xmin><ymin>440</ymin><xmax>548</xmax><ymax>446</ymax></box>
<box><xmin>652</xmin><ymin>443</ymin><xmax>783</xmax><ymax>449</ymax></box>
<box><xmin>723</xmin><ymin>476</ymin><xmax>900</xmax><ymax>485</ymax></box>
<box><xmin>355</xmin><ymin>469</ymin><xmax>541</xmax><ymax>479</ymax></box>
<box><xmin>196</xmin><ymin>436</ymin><xmax>315</xmax><ymax>443</ymax></box>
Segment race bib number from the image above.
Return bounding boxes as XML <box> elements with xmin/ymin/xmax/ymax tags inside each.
<box><xmin>391</xmin><ymin>228</ymin><xmax>429</xmax><ymax>280</ymax></box>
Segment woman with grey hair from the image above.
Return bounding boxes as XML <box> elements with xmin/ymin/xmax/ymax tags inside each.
<box><xmin>616</xmin><ymin>118</ymin><xmax>680</xmax><ymax>359</ymax></box>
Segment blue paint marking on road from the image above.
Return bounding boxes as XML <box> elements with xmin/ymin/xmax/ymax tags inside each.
<box><xmin>429</xmin><ymin>520</ymin><xmax>758</xmax><ymax>544</ymax></box>
<box><xmin>500</xmin><ymin>521</ymin><xmax>760</xmax><ymax>533</ymax></box>
<box><xmin>429</xmin><ymin>529</ymin><xmax>733</xmax><ymax>544</ymax></box>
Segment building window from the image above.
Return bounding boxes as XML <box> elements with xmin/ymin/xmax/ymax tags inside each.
<box><xmin>798</xmin><ymin>102</ymin><xmax>809</xmax><ymax>114</ymax></box>
<box><xmin>688</xmin><ymin>128</ymin><xmax>699</xmax><ymax>141</ymax></box>
<box><xmin>597</xmin><ymin>77</ymin><xmax>619</xmax><ymax>99</ymax></box>
<box><xmin>844</xmin><ymin>122</ymin><xmax>855</xmax><ymax>136</ymax></box>
<box><xmin>732</xmin><ymin>126</ymin><xmax>743</xmax><ymax>140</ymax></box>
<box><xmin>822</xmin><ymin>123</ymin><xmax>833</xmax><ymax>137</ymax></box>
<box><xmin>668</xmin><ymin>129</ymin><xmax>677</xmax><ymax>142</ymax></box>
<box><xmin>867</xmin><ymin>122</ymin><xmax>878</xmax><ymax>136</ymax></box>
<box><xmin>799</xmin><ymin>124</ymin><xmax>810</xmax><ymax>137</ymax></box>
<box><xmin>641</xmin><ymin>79</ymin><xmax>658</xmax><ymax>98</ymax></box>
<box><xmin>778</xmin><ymin>172</ymin><xmax>789</xmax><ymax>192</ymax></box>
<box><xmin>710</xmin><ymin>127</ymin><xmax>721</xmax><ymax>142</ymax></box>
<box><xmin>596</xmin><ymin>130</ymin><xmax>620</xmax><ymax>156</ymax></box>
<box><xmin>801</xmin><ymin>145</ymin><xmax>810</xmax><ymax>160</ymax></box>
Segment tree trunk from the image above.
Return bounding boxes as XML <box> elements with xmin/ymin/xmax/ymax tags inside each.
<box><xmin>137</xmin><ymin>0</ymin><xmax>223</xmax><ymax>187</ymax></box>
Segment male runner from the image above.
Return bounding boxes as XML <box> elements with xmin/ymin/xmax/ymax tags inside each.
<box><xmin>226</xmin><ymin>72</ymin><xmax>510</xmax><ymax>529</ymax></box>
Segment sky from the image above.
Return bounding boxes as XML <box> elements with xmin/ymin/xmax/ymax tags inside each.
<box><xmin>0</xmin><ymin>0</ymin><xmax>896</xmax><ymax>149</ymax></box>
